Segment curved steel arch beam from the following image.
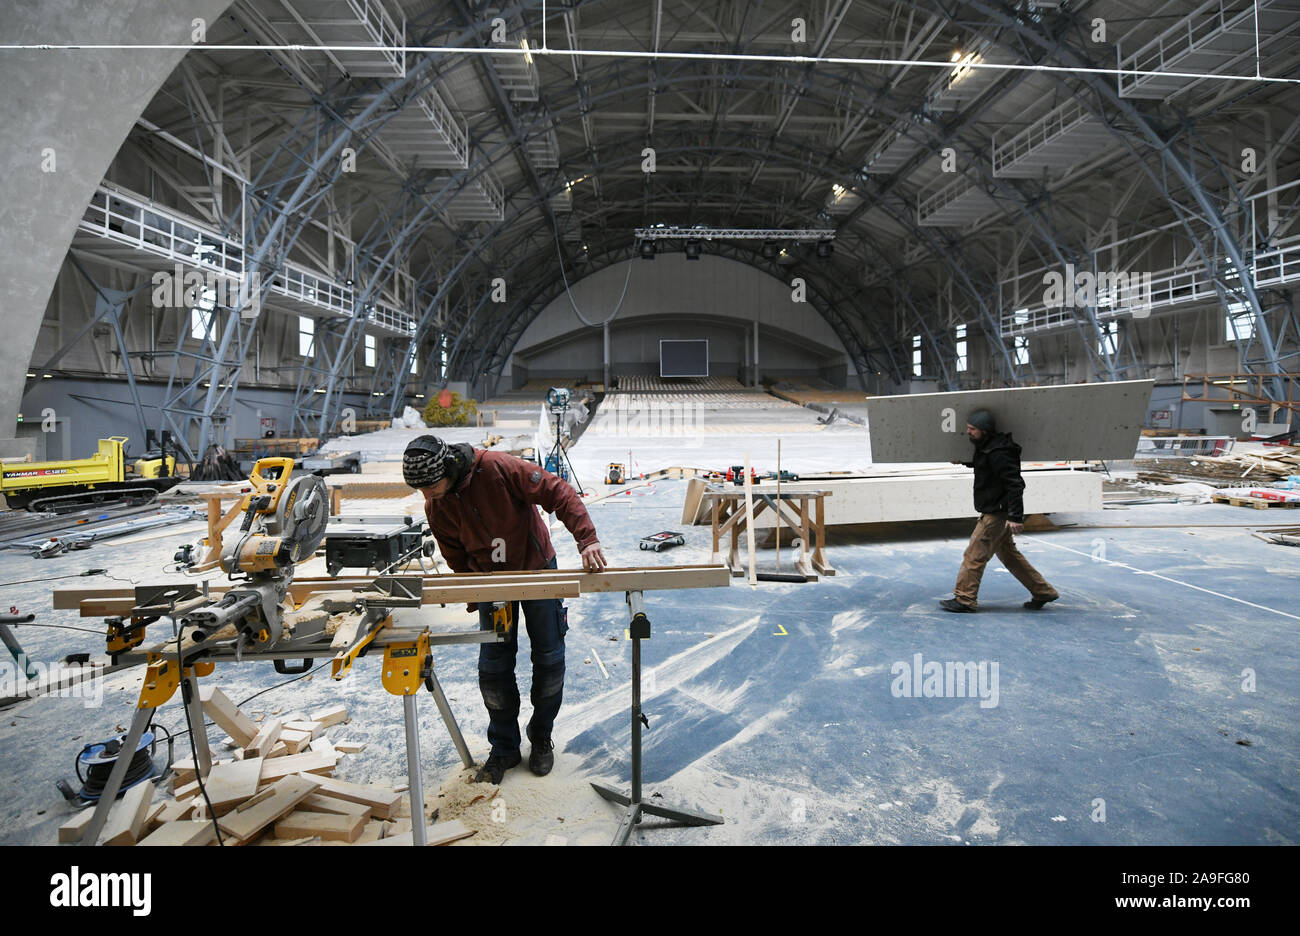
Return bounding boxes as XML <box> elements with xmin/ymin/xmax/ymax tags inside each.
<box><xmin>943</xmin><ymin>0</ymin><xmax>1285</xmax><ymax>394</ymax></box>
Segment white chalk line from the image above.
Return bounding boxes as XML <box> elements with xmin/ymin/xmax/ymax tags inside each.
<box><xmin>1028</xmin><ymin>536</ymin><xmax>1300</xmax><ymax>623</ymax></box>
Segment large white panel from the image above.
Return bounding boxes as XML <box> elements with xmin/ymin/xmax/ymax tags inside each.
<box><xmin>685</xmin><ymin>470</ymin><xmax>1101</xmax><ymax>527</ymax></box>
<box><xmin>864</xmin><ymin>380</ymin><xmax>1154</xmax><ymax>462</ymax></box>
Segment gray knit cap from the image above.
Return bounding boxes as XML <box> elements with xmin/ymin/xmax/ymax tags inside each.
<box><xmin>403</xmin><ymin>435</ymin><xmax>449</xmax><ymax>488</ymax></box>
<box><xmin>966</xmin><ymin>409</ymin><xmax>996</xmax><ymax>432</ymax></box>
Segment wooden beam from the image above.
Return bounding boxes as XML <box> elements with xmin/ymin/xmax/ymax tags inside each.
<box><xmin>53</xmin><ymin>565</ymin><xmax>732</xmax><ymax>613</ymax></box>
<box><xmin>358</xmin><ymin>819</ymin><xmax>474</xmax><ymax>846</ymax></box>
<box><xmin>136</xmin><ymin>820</ymin><xmax>217</xmax><ymax>846</ymax></box>
<box><xmin>98</xmin><ymin>779</ymin><xmax>154</xmax><ymax>846</ymax></box>
<box><xmin>199</xmin><ymin>686</ymin><xmax>258</xmax><ymax>747</ymax></box>
<box><xmin>216</xmin><ymin>775</ymin><xmax>317</xmax><ymax>842</ymax></box>
<box><xmin>275</xmin><ymin>810</ymin><xmax>364</xmax><ymax>842</ymax></box>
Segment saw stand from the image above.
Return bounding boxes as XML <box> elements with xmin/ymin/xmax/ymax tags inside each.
<box><xmin>77</xmin><ymin>622</ymin><xmax>493</xmax><ymax>848</ymax></box>
<box><xmin>590</xmin><ymin>590</ymin><xmax>723</xmax><ymax>845</ymax></box>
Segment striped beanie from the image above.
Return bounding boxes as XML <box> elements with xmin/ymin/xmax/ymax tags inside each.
<box><xmin>403</xmin><ymin>435</ymin><xmax>449</xmax><ymax>488</ymax></box>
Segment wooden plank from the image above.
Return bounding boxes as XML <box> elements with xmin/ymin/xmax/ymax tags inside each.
<box><xmin>357</xmin><ymin>820</ymin><xmax>474</xmax><ymax>846</ymax></box>
<box><xmin>142</xmin><ymin>801</ymin><xmax>166</xmax><ymax>834</ymax></box>
<box><xmin>136</xmin><ymin>820</ymin><xmax>217</xmax><ymax>847</ymax></box>
<box><xmin>203</xmin><ymin>757</ymin><xmax>265</xmax><ymax>811</ymax></box>
<box><xmin>99</xmin><ymin>779</ymin><xmax>154</xmax><ymax>846</ymax></box>
<box><xmin>283</xmin><ymin>720</ymin><xmax>324</xmax><ymax>739</ymax></box>
<box><xmin>743</xmin><ymin>452</ymin><xmax>757</xmax><ymax>585</ymax></box>
<box><xmin>311</xmin><ymin>704</ymin><xmax>349</xmax><ymax>728</ymax></box>
<box><xmin>265</xmin><ymin>740</ymin><xmax>289</xmax><ymax>758</ymax></box>
<box><xmin>308</xmin><ymin>737</ymin><xmax>335</xmax><ymax>757</ymax></box>
<box><xmin>58</xmin><ymin>808</ymin><xmax>95</xmax><ymax>844</ymax></box>
<box><xmin>216</xmin><ymin>775</ymin><xmax>318</xmax><ymax>842</ymax></box>
<box><xmin>244</xmin><ymin>718</ymin><xmax>282</xmax><ymax>758</ymax></box>
<box><xmin>258</xmin><ymin>750</ymin><xmax>338</xmax><ymax>782</ymax></box>
<box><xmin>198</xmin><ymin>686</ymin><xmax>258</xmax><ymax>747</ymax></box>
<box><xmin>308</xmin><ymin>775</ymin><xmax>402</xmax><ymax>820</ymax></box>
<box><xmin>153</xmin><ymin>799</ymin><xmax>194</xmax><ymax>824</ymax></box>
<box><xmin>297</xmin><ymin>793</ymin><xmax>372</xmax><ymax>820</ymax></box>
<box><xmin>236</xmin><ymin>786</ymin><xmax>276</xmax><ymax>812</ymax></box>
<box><xmin>334</xmin><ymin>740</ymin><xmax>366</xmax><ymax>754</ymax></box>
<box><xmin>278</xmin><ymin>728</ymin><xmax>312</xmax><ymax>754</ymax></box>
<box><xmin>53</xmin><ymin>565</ymin><xmax>733</xmax><ymax>615</ymax></box>
<box><xmin>274</xmin><ymin>810</ymin><xmax>364</xmax><ymax>842</ymax></box>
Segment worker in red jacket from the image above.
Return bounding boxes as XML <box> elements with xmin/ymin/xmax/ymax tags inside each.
<box><xmin>403</xmin><ymin>435</ymin><xmax>606</xmax><ymax>784</ymax></box>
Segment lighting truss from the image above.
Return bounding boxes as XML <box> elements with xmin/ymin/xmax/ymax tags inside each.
<box><xmin>633</xmin><ymin>227</ymin><xmax>835</xmax><ymax>240</ymax></box>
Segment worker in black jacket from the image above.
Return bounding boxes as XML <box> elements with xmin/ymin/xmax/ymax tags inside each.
<box><xmin>941</xmin><ymin>409</ymin><xmax>1059</xmax><ymax>613</ymax></box>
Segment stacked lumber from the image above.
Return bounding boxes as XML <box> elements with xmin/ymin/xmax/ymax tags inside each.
<box><xmin>56</xmin><ymin>690</ymin><xmax>474</xmax><ymax>847</ymax></box>
<box><xmin>1136</xmin><ymin>446</ymin><xmax>1300</xmax><ymax>485</ymax></box>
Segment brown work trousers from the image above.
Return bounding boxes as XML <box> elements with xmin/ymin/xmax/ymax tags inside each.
<box><xmin>953</xmin><ymin>512</ymin><xmax>1058</xmax><ymax>608</ymax></box>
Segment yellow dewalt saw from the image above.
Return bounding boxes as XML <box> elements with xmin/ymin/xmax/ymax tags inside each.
<box><xmin>181</xmin><ymin>459</ymin><xmax>328</xmax><ymax>652</ymax></box>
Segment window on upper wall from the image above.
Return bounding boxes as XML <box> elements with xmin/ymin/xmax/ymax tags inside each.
<box><xmin>190</xmin><ymin>287</ymin><xmax>216</xmax><ymax>341</ymax></box>
<box><xmin>1225</xmin><ymin>301</ymin><xmax>1255</xmax><ymax>342</ymax></box>
<box><xmin>299</xmin><ymin>315</ymin><xmax>314</xmax><ymax>357</ymax></box>
<box><xmin>1011</xmin><ymin>309</ymin><xmax>1030</xmax><ymax>366</ymax></box>
<box><xmin>364</xmin><ymin>334</ymin><xmax>376</xmax><ymax>368</ymax></box>
<box><xmin>912</xmin><ymin>335</ymin><xmax>922</xmax><ymax>377</ymax></box>
<box><xmin>955</xmin><ymin>324</ymin><xmax>968</xmax><ymax>373</ymax></box>
<box><xmin>1098</xmin><ymin>321</ymin><xmax>1119</xmax><ymax>356</ymax></box>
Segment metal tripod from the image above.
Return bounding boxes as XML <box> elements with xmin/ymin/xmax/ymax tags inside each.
<box><xmin>590</xmin><ymin>590</ymin><xmax>723</xmax><ymax>845</ymax></box>
<box><xmin>544</xmin><ymin>404</ymin><xmax>583</xmax><ymax>495</ymax></box>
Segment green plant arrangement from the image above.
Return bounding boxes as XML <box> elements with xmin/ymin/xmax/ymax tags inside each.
<box><xmin>422</xmin><ymin>390</ymin><xmax>478</xmax><ymax>427</ymax></box>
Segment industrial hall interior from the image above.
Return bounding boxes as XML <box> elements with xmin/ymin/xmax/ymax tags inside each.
<box><xmin>1</xmin><ymin>0</ymin><xmax>1298</xmax><ymax>852</ymax></box>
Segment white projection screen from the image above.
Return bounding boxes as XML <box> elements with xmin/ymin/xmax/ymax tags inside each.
<box><xmin>660</xmin><ymin>339</ymin><xmax>709</xmax><ymax>377</ymax></box>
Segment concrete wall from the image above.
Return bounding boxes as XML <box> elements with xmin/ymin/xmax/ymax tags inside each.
<box><xmin>0</xmin><ymin>0</ymin><xmax>236</xmax><ymax>456</ymax></box>
<box><xmin>512</xmin><ymin>254</ymin><xmax>851</xmax><ymax>386</ymax></box>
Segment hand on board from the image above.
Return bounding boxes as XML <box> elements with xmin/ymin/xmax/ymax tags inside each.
<box><xmin>581</xmin><ymin>541</ymin><xmax>607</xmax><ymax>572</ymax></box>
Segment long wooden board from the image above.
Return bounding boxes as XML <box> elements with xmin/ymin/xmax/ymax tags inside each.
<box><xmin>216</xmin><ymin>775</ymin><xmax>318</xmax><ymax>842</ymax></box>
<box><xmin>54</xmin><ymin>565</ymin><xmax>732</xmax><ymax>616</ymax></box>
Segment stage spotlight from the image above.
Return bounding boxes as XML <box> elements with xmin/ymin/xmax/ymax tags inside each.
<box><xmin>684</xmin><ymin>239</ymin><xmax>702</xmax><ymax>260</ymax></box>
<box><xmin>639</xmin><ymin>239</ymin><xmax>656</xmax><ymax>260</ymax></box>
<box><xmin>761</xmin><ymin>241</ymin><xmax>779</xmax><ymax>260</ymax></box>
<box><xmin>816</xmin><ymin>240</ymin><xmax>834</xmax><ymax>259</ymax></box>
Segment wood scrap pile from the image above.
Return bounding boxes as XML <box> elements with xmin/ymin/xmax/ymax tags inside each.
<box><xmin>58</xmin><ymin>687</ymin><xmax>473</xmax><ymax>847</ymax></box>
<box><xmin>1136</xmin><ymin>446</ymin><xmax>1300</xmax><ymax>485</ymax></box>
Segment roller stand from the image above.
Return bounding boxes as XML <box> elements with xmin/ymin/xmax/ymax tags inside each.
<box><xmin>590</xmin><ymin>590</ymin><xmax>723</xmax><ymax>846</ymax></box>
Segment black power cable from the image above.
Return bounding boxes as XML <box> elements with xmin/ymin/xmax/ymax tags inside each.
<box><xmin>75</xmin><ymin>739</ymin><xmax>156</xmax><ymax>801</ymax></box>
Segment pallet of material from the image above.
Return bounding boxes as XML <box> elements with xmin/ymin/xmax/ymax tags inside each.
<box><xmin>1211</xmin><ymin>491</ymin><xmax>1300</xmax><ymax>509</ymax></box>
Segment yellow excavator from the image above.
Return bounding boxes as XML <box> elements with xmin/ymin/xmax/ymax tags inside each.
<box><xmin>0</xmin><ymin>437</ymin><xmax>180</xmax><ymax>511</ymax></box>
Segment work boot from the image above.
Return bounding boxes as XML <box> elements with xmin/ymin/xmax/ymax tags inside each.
<box><xmin>527</xmin><ymin>729</ymin><xmax>554</xmax><ymax>777</ymax></box>
<box><xmin>939</xmin><ymin>598</ymin><xmax>977</xmax><ymax>613</ymax></box>
<box><xmin>473</xmin><ymin>750</ymin><xmax>521</xmax><ymax>784</ymax></box>
<box><xmin>1023</xmin><ymin>595</ymin><xmax>1060</xmax><ymax>610</ymax></box>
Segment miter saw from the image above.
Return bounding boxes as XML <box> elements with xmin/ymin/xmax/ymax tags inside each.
<box><xmin>180</xmin><ymin>458</ymin><xmax>328</xmax><ymax>653</ymax></box>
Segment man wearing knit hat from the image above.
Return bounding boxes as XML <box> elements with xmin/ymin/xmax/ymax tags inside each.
<box><xmin>940</xmin><ymin>409</ymin><xmax>1059</xmax><ymax>613</ymax></box>
<box><xmin>403</xmin><ymin>435</ymin><xmax>606</xmax><ymax>783</ymax></box>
